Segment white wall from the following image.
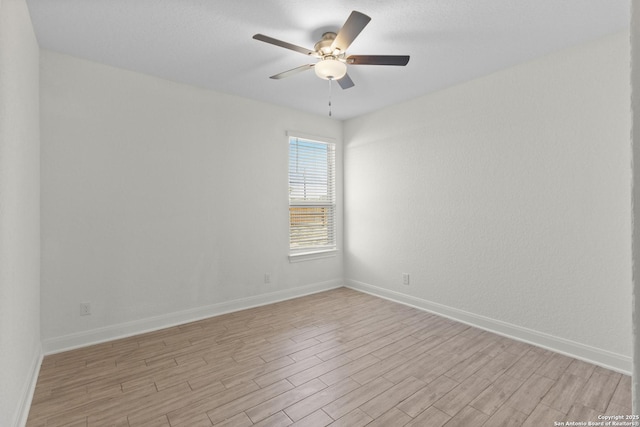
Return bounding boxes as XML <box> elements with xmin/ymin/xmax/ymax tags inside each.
<box><xmin>40</xmin><ymin>51</ymin><xmax>343</xmax><ymax>351</ymax></box>
<box><xmin>631</xmin><ymin>0</ymin><xmax>639</xmax><ymax>413</ymax></box>
<box><xmin>0</xmin><ymin>0</ymin><xmax>41</xmax><ymax>425</ymax></box>
<box><xmin>345</xmin><ymin>32</ymin><xmax>632</xmax><ymax>372</ymax></box>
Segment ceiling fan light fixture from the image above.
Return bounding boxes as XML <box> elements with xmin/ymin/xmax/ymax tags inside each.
<box><xmin>254</xmin><ymin>10</ymin><xmax>409</xmax><ymax>91</ymax></box>
<box><xmin>314</xmin><ymin>58</ymin><xmax>347</xmax><ymax>80</ymax></box>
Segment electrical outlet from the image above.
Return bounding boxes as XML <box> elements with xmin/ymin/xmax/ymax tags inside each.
<box><xmin>80</xmin><ymin>302</ymin><xmax>91</xmax><ymax>316</ymax></box>
<box><xmin>402</xmin><ymin>273</ymin><xmax>410</xmax><ymax>286</ymax></box>
<box><xmin>264</xmin><ymin>273</ymin><xmax>271</xmax><ymax>284</ymax></box>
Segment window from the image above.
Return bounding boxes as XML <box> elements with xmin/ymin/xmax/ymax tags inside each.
<box><xmin>288</xmin><ymin>135</ymin><xmax>336</xmax><ymax>257</ymax></box>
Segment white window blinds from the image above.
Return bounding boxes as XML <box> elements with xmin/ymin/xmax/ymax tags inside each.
<box><xmin>288</xmin><ymin>136</ymin><xmax>336</xmax><ymax>254</ymax></box>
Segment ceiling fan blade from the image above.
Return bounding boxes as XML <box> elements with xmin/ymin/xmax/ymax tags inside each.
<box><xmin>337</xmin><ymin>73</ymin><xmax>355</xmax><ymax>89</ymax></box>
<box><xmin>331</xmin><ymin>11</ymin><xmax>371</xmax><ymax>52</ymax></box>
<box><xmin>270</xmin><ymin>64</ymin><xmax>314</xmax><ymax>79</ymax></box>
<box><xmin>346</xmin><ymin>55</ymin><xmax>410</xmax><ymax>66</ymax></box>
<box><xmin>253</xmin><ymin>34</ymin><xmax>316</xmax><ymax>56</ymax></box>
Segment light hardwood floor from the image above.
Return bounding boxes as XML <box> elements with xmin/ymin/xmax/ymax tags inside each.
<box><xmin>27</xmin><ymin>288</ymin><xmax>632</xmax><ymax>427</ymax></box>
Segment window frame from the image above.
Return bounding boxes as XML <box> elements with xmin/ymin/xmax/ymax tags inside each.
<box><xmin>287</xmin><ymin>132</ymin><xmax>337</xmax><ymax>261</ymax></box>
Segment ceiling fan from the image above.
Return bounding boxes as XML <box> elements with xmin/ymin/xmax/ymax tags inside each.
<box><xmin>253</xmin><ymin>10</ymin><xmax>410</xmax><ymax>89</ymax></box>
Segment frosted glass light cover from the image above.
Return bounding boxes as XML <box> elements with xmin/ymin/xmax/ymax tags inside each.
<box><xmin>314</xmin><ymin>59</ymin><xmax>347</xmax><ymax>80</ymax></box>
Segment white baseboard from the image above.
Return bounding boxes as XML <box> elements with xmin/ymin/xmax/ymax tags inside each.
<box><xmin>345</xmin><ymin>279</ymin><xmax>632</xmax><ymax>375</ymax></box>
<box><xmin>14</xmin><ymin>344</ymin><xmax>42</xmax><ymax>427</ymax></box>
<box><xmin>42</xmin><ymin>280</ymin><xmax>343</xmax><ymax>355</ymax></box>
<box><xmin>39</xmin><ymin>277</ymin><xmax>632</xmax><ymax>373</ymax></box>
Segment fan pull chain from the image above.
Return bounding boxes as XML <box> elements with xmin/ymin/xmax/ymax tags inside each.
<box><xmin>328</xmin><ymin>79</ymin><xmax>333</xmax><ymax>117</ymax></box>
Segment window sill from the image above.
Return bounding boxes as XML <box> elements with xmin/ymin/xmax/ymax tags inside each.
<box><xmin>288</xmin><ymin>249</ymin><xmax>338</xmax><ymax>263</ymax></box>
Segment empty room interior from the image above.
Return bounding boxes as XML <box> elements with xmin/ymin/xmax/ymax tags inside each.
<box><xmin>2</xmin><ymin>0</ymin><xmax>639</xmax><ymax>426</ymax></box>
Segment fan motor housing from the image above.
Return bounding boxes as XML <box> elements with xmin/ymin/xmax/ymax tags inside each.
<box><xmin>315</xmin><ymin>32</ymin><xmax>339</xmax><ymax>55</ymax></box>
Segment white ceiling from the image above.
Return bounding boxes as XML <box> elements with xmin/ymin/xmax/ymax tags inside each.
<box><xmin>26</xmin><ymin>0</ymin><xmax>629</xmax><ymax>120</ymax></box>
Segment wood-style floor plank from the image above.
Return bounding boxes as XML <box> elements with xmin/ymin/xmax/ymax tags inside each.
<box><xmin>26</xmin><ymin>287</ymin><xmax>631</xmax><ymax>427</ymax></box>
